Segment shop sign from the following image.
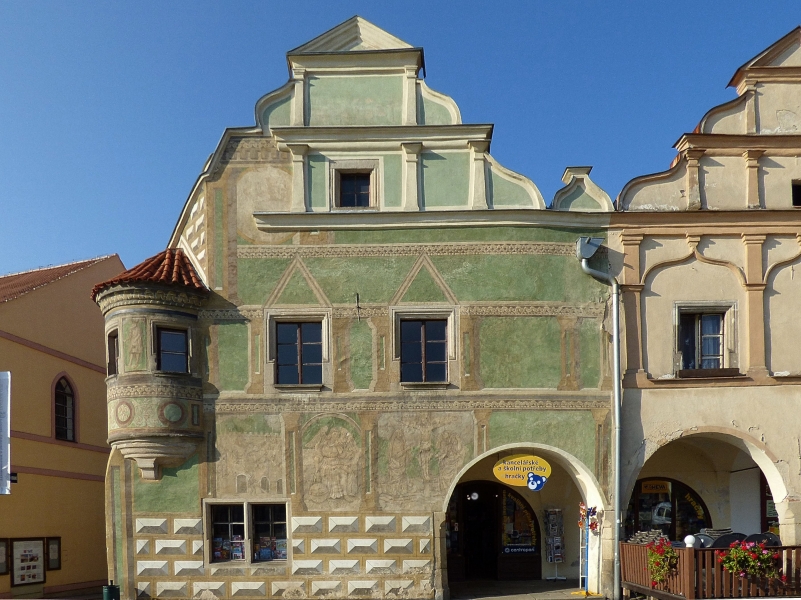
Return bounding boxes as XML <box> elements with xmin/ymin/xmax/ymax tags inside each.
<box><xmin>493</xmin><ymin>454</ymin><xmax>551</xmax><ymax>491</ymax></box>
<box><xmin>503</xmin><ymin>546</ymin><xmax>538</xmax><ymax>554</ymax></box>
<box><xmin>642</xmin><ymin>480</ymin><xmax>671</xmax><ymax>494</ymax></box>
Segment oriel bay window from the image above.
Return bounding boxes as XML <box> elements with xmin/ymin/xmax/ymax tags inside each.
<box><xmin>400</xmin><ymin>319</ymin><xmax>448</xmax><ymax>383</ymax></box>
<box><xmin>276</xmin><ymin>322</ymin><xmax>322</xmax><ymax>384</ymax></box>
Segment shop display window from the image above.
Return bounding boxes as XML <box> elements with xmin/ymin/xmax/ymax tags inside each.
<box><xmin>252</xmin><ymin>504</ymin><xmax>287</xmax><ymax>562</ymax></box>
<box><xmin>624</xmin><ymin>478</ymin><xmax>711</xmax><ymax>541</ymax></box>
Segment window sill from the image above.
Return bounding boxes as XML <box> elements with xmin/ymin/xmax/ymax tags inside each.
<box><xmin>400</xmin><ymin>381</ymin><xmax>450</xmax><ymax>390</ymax></box>
<box><xmin>676</xmin><ymin>368</ymin><xmax>742</xmax><ymax>379</ymax></box>
<box><xmin>274</xmin><ymin>384</ymin><xmax>324</xmax><ymax>392</ymax></box>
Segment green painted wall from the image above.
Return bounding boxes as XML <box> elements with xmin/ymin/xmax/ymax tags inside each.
<box><xmin>383</xmin><ymin>154</ymin><xmax>402</xmax><ymax>208</ymax></box>
<box><xmin>218</xmin><ymin>414</ymin><xmax>281</xmax><ymax>435</ymax></box>
<box><xmin>302</xmin><ymin>416</ymin><xmax>361</xmax><ymax>447</ymax></box>
<box><xmin>479</xmin><ymin>317</ymin><xmax>561</xmax><ymax>388</ymax></box>
<box><xmin>133</xmin><ymin>453</ymin><xmax>200</xmax><ymax>514</ymax></box>
<box><xmin>304</xmin><ymin>256</ymin><xmax>417</xmax><ymax>304</ymax></box>
<box><xmin>349</xmin><ymin>320</ymin><xmax>373</xmax><ymax>389</ymax></box>
<box><xmin>558</xmin><ymin>186</ymin><xmax>603</xmax><ymax>211</ymax></box>
<box><xmin>579</xmin><ymin>319</ymin><xmax>601</xmax><ymax>389</ymax></box>
<box><xmin>431</xmin><ymin>255</ymin><xmax>603</xmax><ymax>302</ymax></box>
<box><xmin>262</xmin><ymin>95</ymin><xmax>291</xmax><ymax>129</ymax></box>
<box><xmin>214</xmin><ymin>189</ymin><xmax>224</xmax><ymax>289</ymax></box>
<box><xmin>308</xmin><ymin>154</ymin><xmax>327</xmax><ymax>209</ymax></box>
<box><xmin>111</xmin><ymin>466</ymin><xmax>124</xmax><ymax>585</ymax></box>
<box><xmin>489</xmin><ymin>411</ymin><xmax>596</xmax><ymax>471</ymax></box>
<box><xmin>334</xmin><ymin>226</ymin><xmax>606</xmax><ymax>245</ymax></box>
<box><xmin>237</xmin><ymin>258</ymin><xmax>291</xmax><ymax>305</ymax></box>
<box><xmin>420</xmin><ymin>94</ymin><xmax>452</xmax><ymax>125</ymax></box>
<box><xmin>421</xmin><ymin>151</ymin><xmax>470</xmax><ymax>207</ymax></box>
<box><xmin>400</xmin><ymin>267</ymin><xmax>449</xmax><ymax>303</ymax></box>
<box><xmin>490</xmin><ymin>169</ymin><xmax>535</xmax><ymax>207</ymax></box>
<box><xmin>217</xmin><ymin>322</ymin><xmax>249</xmax><ymax>391</ymax></box>
<box><xmin>276</xmin><ymin>270</ymin><xmax>320</xmax><ymax>305</ymax></box>
<box><xmin>307</xmin><ymin>75</ymin><xmax>403</xmax><ymax>126</ymax></box>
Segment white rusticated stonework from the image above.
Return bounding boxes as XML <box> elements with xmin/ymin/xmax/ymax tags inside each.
<box><xmin>385</xmin><ymin>580</ymin><xmax>414</xmax><ymax>594</ymax></box>
<box><xmin>136</xmin><ymin>560</ymin><xmax>168</xmax><ymax>576</ymax></box>
<box><xmin>292</xmin><ymin>559</ymin><xmax>323</xmax><ymax>575</ymax></box>
<box><xmin>329</xmin><ymin>515</ymin><xmax>359</xmax><ymax>532</ymax></box>
<box><xmin>155</xmin><ymin>539</ymin><xmax>187</xmax><ymax>555</ymax></box>
<box><xmin>347</xmin><ymin>538</ymin><xmax>377</xmax><ymax>554</ymax></box>
<box><xmin>383</xmin><ymin>538</ymin><xmax>413</xmax><ymax>554</ymax></box>
<box><xmin>364</xmin><ymin>515</ymin><xmax>396</xmax><ymax>533</ymax></box>
<box><xmin>135</xmin><ymin>582</ymin><xmax>151</xmax><ymax>598</ymax></box>
<box><xmin>310</xmin><ymin>538</ymin><xmax>341</xmax><ymax>554</ymax></box>
<box><xmin>401</xmin><ymin>516</ymin><xmax>431</xmax><ymax>533</ymax></box>
<box><xmin>155</xmin><ymin>582</ymin><xmax>188</xmax><ymax>598</ymax></box>
<box><xmin>231</xmin><ymin>581</ymin><xmax>266</xmax><ymax>597</ymax></box>
<box><xmin>135</xmin><ymin>518</ymin><xmax>167</xmax><ymax>534</ymax></box>
<box><xmin>271</xmin><ymin>582</ymin><xmax>306</xmax><ymax>597</ymax></box>
<box><xmin>420</xmin><ymin>538</ymin><xmax>431</xmax><ymax>553</ymax></box>
<box><xmin>192</xmin><ymin>540</ymin><xmax>204</xmax><ymax>555</ymax></box>
<box><xmin>292</xmin><ymin>539</ymin><xmax>305</xmax><ymax>554</ymax></box>
<box><xmin>135</xmin><ymin>539</ymin><xmax>150</xmax><ymax>555</ymax></box>
<box><xmin>193</xmin><ymin>582</ymin><xmax>226</xmax><ymax>597</ymax></box>
<box><xmin>348</xmin><ymin>581</ymin><xmax>378</xmax><ymax>596</ymax></box>
<box><xmin>403</xmin><ymin>559</ymin><xmax>432</xmax><ymax>573</ymax></box>
<box><xmin>173</xmin><ymin>517</ymin><xmax>202</xmax><ymax>535</ymax></box>
<box><xmin>312</xmin><ymin>581</ymin><xmax>342</xmax><ymax>596</ymax></box>
<box><xmin>174</xmin><ymin>560</ymin><xmax>204</xmax><ymax>576</ymax></box>
<box><xmin>329</xmin><ymin>559</ymin><xmax>360</xmax><ymax>574</ymax></box>
<box><xmin>365</xmin><ymin>559</ymin><xmax>397</xmax><ymax>574</ymax></box>
<box><xmin>291</xmin><ymin>516</ymin><xmax>323</xmax><ymax>533</ymax></box>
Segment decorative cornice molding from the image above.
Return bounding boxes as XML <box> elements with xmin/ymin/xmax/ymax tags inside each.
<box><xmin>461</xmin><ymin>302</ymin><xmax>604</xmax><ymax>319</ymax></box>
<box><xmin>207</xmin><ymin>396</ymin><xmax>610</xmax><ymax>413</ymax></box>
<box><xmin>237</xmin><ymin>242</ymin><xmax>576</xmax><ymax>259</ymax></box>
<box><xmin>97</xmin><ymin>286</ymin><xmax>206</xmax><ymax>314</ymax></box>
<box><xmin>108</xmin><ymin>383</ymin><xmax>204</xmax><ymax>401</ymax></box>
<box><xmin>222</xmin><ymin>137</ymin><xmax>289</xmax><ymax>163</ymax></box>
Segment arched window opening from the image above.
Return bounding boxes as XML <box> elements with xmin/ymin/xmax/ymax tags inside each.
<box><xmin>54</xmin><ymin>378</ymin><xmax>75</xmax><ymax>442</ymax></box>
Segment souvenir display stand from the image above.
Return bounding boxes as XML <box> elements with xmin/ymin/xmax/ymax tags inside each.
<box><xmin>544</xmin><ymin>509</ymin><xmax>565</xmax><ymax>581</ymax></box>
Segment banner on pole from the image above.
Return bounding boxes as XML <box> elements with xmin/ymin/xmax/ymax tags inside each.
<box><xmin>0</xmin><ymin>372</ymin><xmax>10</xmax><ymax>495</ymax></box>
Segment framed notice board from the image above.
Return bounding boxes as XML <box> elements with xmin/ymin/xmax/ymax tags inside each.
<box><xmin>10</xmin><ymin>538</ymin><xmax>46</xmax><ymax>587</ymax></box>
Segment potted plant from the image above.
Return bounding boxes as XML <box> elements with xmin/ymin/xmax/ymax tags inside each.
<box><xmin>716</xmin><ymin>541</ymin><xmax>787</xmax><ymax>590</ymax></box>
<box><xmin>646</xmin><ymin>538</ymin><xmax>678</xmax><ymax>588</ymax></box>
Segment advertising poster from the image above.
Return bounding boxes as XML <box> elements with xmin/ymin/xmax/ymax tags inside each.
<box><xmin>12</xmin><ymin>539</ymin><xmax>45</xmax><ymax>587</ymax></box>
<box><xmin>0</xmin><ymin>372</ymin><xmax>9</xmax><ymax>495</ymax></box>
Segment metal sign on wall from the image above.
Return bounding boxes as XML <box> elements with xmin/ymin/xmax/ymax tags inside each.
<box><xmin>0</xmin><ymin>372</ymin><xmax>10</xmax><ymax>495</ymax></box>
<box><xmin>493</xmin><ymin>454</ymin><xmax>552</xmax><ymax>491</ymax></box>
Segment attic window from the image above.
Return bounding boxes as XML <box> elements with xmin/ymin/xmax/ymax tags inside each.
<box><xmin>792</xmin><ymin>181</ymin><xmax>801</xmax><ymax>207</ymax></box>
<box><xmin>330</xmin><ymin>159</ymin><xmax>379</xmax><ymax>210</ymax></box>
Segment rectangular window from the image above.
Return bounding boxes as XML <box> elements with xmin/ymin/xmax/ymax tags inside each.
<box><xmin>400</xmin><ymin>320</ymin><xmax>448</xmax><ymax>383</ymax></box>
<box><xmin>107</xmin><ymin>330</ymin><xmax>119</xmax><ymax>376</ymax></box>
<box><xmin>339</xmin><ymin>172</ymin><xmax>371</xmax><ymax>208</ymax></box>
<box><xmin>679</xmin><ymin>313</ymin><xmax>723</xmax><ymax>370</ymax></box>
<box><xmin>276</xmin><ymin>322</ymin><xmax>322</xmax><ymax>384</ymax></box>
<box><xmin>211</xmin><ymin>504</ymin><xmax>245</xmax><ymax>562</ymax></box>
<box><xmin>793</xmin><ymin>181</ymin><xmax>801</xmax><ymax>207</ymax></box>
<box><xmin>157</xmin><ymin>328</ymin><xmax>188</xmax><ymax>373</ymax></box>
<box><xmin>252</xmin><ymin>504</ymin><xmax>287</xmax><ymax>562</ymax></box>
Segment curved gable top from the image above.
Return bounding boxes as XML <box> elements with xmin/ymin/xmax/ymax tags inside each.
<box><xmin>552</xmin><ymin>167</ymin><xmax>613</xmax><ymax>212</ymax></box>
<box><xmin>289</xmin><ymin>16</ymin><xmax>414</xmax><ymax>54</ymax></box>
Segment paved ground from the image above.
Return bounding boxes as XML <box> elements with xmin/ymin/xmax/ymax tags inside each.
<box><xmin>449</xmin><ymin>579</ymin><xmax>604</xmax><ymax>600</ymax></box>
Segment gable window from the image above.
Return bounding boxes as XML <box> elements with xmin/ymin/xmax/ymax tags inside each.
<box><xmin>107</xmin><ymin>330</ymin><xmax>119</xmax><ymax>376</ymax></box>
<box><xmin>276</xmin><ymin>322</ymin><xmax>322</xmax><ymax>384</ymax></box>
<box><xmin>330</xmin><ymin>159</ymin><xmax>379</xmax><ymax>209</ymax></box>
<box><xmin>54</xmin><ymin>378</ymin><xmax>75</xmax><ymax>441</ymax></box>
<box><xmin>157</xmin><ymin>328</ymin><xmax>188</xmax><ymax>373</ymax></box>
<box><xmin>400</xmin><ymin>320</ymin><xmax>447</xmax><ymax>383</ymax></box>
<box><xmin>676</xmin><ymin>305</ymin><xmax>738</xmax><ymax>377</ymax></box>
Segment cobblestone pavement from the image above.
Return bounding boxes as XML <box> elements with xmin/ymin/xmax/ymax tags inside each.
<box><xmin>449</xmin><ymin>579</ymin><xmax>605</xmax><ymax>600</ymax></box>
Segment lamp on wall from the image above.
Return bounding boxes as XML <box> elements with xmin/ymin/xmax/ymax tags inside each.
<box><xmin>576</xmin><ymin>237</ymin><xmax>622</xmax><ymax>600</ymax></box>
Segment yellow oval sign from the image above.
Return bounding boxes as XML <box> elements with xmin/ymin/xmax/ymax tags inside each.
<box><xmin>493</xmin><ymin>454</ymin><xmax>552</xmax><ymax>491</ymax></box>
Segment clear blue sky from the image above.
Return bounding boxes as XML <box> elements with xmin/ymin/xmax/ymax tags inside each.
<box><xmin>2</xmin><ymin>2</ymin><xmax>800</xmax><ymax>274</ymax></box>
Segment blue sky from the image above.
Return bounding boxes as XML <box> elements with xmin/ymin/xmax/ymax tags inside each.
<box><xmin>1</xmin><ymin>2</ymin><xmax>800</xmax><ymax>274</ymax></box>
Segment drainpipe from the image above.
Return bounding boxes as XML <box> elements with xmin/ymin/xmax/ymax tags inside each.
<box><xmin>576</xmin><ymin>238</ymin><xmax>621</xmax><ymax>600</ymax></box>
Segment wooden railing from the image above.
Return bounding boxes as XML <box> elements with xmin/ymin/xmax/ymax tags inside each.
<box><xmin>621</xmin><ymin>543</ymin><xmax>801</xmax><ymax>599</ymax></box>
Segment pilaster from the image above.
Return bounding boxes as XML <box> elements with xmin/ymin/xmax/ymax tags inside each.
<box><xmin>467</xmin><ymin>140</ymin><xmax>489</xmax><ymax>210</ymax></box>
<box><xmin>287</xmin><ymin>144</ymin><xmax>309</xmax><ymax>213</ymax></box>
<box><xmin>401</xmin><ymin>142</ymin><xmax>421</xmax><ymax>211</ymax></box>
<box><xmin>742</xmin><ymin>234</ymin><xmax>768</xmax><ymax>379</ymax></box>
<box><xmin>290</xmin><ymin>68</ymin><xmax>305</xmax><ymax>126</ymax></box>
<box><xmin>620</xmin><ymin>234</ymin><xmax>646</xmax><ymax>384</ymax></box>
<box><xmin>402</xmin><ymin>66</ymin><xmax>418</xmax><ymax>126</ymax></box>
<box><xmin>685</xmin><ymin>149</ymin><xmax>705</xmax><ymax>210</ymax></box>
<box><xmin>743</xmin><ymin>149</ymin><xmax>765</xmax><ymax>209</ymax></box>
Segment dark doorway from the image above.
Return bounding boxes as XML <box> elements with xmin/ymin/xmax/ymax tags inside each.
<box><xmin>446</xmin><ymin>481</ymin><xmax>542</xmax><ymax>582</ymax></box>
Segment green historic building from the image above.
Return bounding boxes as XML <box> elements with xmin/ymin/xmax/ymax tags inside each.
<box><xmin>92</xmin><ymin>17</ymin><xmax>617</xmax><ymax>600</ymax></box>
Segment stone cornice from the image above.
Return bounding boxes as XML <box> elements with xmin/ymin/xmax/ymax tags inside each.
<box><xmin>271</xmin><ymin>124</ymin><xmax>493</xmax><ymax>149</ymax></box>
<box><xmin>107</xmin><ymin>383</ymin><xmax>204</xmax><ymax>401</ymax></box>
<box><xmin>96</xmin><ymin>284</ymin><xmax>206</xmax><ymax>314</ymax></box>
<box><xmin>237</xmin><ymin>241</ymin><xmax>576</xmax><ymax>259</ymax></box>
<box><xmin>675</xmin><ymin>133</ymin><xmax>801</xmax><ymax>155</ymax></box>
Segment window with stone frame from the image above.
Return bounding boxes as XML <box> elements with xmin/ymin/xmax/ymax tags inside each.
<box><xmin>400</xmin><ymin>319</ymin><xmax>448</xmax><ymax>383</ymax></box>
<box><xmin>275</xmin><ymin>322</ymin><xmax>323</xmax><ymax>385</ymax></box>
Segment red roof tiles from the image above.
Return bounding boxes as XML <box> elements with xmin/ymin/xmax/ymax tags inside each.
<box><xmin>91</xmin><ymin>249</ymin><xmax>207</xmax><ymax>300</ymax></box>
<box><xmin>0</xmin><ymin>256</ymin><xmax>116</xmax><ymax>304</ymax></box>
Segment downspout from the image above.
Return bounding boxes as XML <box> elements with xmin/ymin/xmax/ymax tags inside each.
<box><xmin>580</xmin><ymin>255</ymin><xmax>621</xmax><ymax>600</ymax></box>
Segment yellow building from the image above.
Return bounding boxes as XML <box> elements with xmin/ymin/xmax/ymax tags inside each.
<box><xmin>0</xmin><ymin>255</ymin><xmax>124</xmax><ymax>598</ymax></box>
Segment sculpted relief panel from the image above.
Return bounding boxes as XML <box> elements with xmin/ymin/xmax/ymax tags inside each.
<box><xmin>216</xmin><ymin>414</ymin><xmax>285</xmax><ymax>496</ymax></box>
<box><xmin>377</xmin><ymin>412</ymin><xmax>473</xmax><ymax>512</ymax></box>
<box><xmin>302</xmin><ymin>416</ymin><xmax>363</xmax><ymax>511</ymax></box>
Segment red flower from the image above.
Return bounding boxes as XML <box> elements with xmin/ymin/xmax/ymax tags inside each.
<box><xmin>782</xmin><ymin>575</ymin><xmax>788</xmax><ymax>583</ymax></box>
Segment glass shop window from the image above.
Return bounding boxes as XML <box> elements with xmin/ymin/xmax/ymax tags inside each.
<box><xmin>624</xmin><ymin>478</ymin><xmax>711</xmax><ymax>541</ymax></box>
<box><xmin>252</xmin><ymin>504</ymin><xmax>288</xmax><ymax>562</ymax></box>
<box><xmin>211</xmin><ymin>504</ymin><xmax>245</xmax><ymax>562</ymax></box>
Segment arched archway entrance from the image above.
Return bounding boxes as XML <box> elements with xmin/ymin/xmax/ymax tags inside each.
<box><xmin>442</xmin><ymin>443</ymin><xmax>608</xmax><ymax>595</ymax></box>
